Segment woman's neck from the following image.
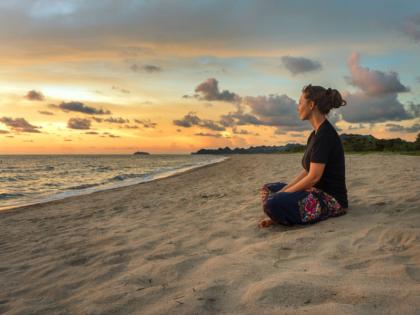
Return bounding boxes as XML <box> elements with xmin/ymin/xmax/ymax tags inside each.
<box><xmin>309</xmin><ymin>115</ymin><xmax>326</xmax><ymax>134</ymax></box>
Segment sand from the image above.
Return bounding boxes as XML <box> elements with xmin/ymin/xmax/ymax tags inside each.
<box><xmin>0</xmin><ymin>153</ymin><xmax>419</xmax><ymax>315</ymax></box>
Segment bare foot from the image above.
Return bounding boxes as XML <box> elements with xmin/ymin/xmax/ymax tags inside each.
<box><xmin>260</xmin><ymin>187</ymin><xmax>270</xmax><ymax>203</ymax></box>
<box><xmin>258</xmin><ymin>218</ymin><xmax>276</xmax><ymax>228</ymax></box>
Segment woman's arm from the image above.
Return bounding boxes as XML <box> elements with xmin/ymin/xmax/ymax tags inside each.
<box><xmin>283</xmin><ymin>163</ymin><xmax>325</xmax><ymax>193</ymax></box>
<box><xmin>278</xmin><ymin>169</ymin><xmax>308</xmax><ymax>192</ymax></box>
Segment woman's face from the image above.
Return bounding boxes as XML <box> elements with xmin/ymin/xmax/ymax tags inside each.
<box><xmin>297</xmin><ymin>93</ymin><xmax>313</xmax><ymax>120</ymax></box>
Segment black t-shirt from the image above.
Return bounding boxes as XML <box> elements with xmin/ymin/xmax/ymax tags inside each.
<box><xmin>301</xmin><ymin>119</ymin><xmax>348</xmax><ymax>208</ymax></box>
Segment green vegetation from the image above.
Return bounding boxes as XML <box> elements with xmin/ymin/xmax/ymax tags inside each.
<box><xmin>192</xmin><ymin>132</ymin><xmax>420</xmax><ymax>155</ymax></box>
<box><xmin>340</xmin><ymin>132</ymin><xmax>420</xmax><ymax>153</ymax></box>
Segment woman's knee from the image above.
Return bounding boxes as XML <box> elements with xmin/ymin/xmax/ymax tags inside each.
<box><xmin>263</xmin><ymin>182</ymin><xmax>287</xmax><ymax>193</ymax></box>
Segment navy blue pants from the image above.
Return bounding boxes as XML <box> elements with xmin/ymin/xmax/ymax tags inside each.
<box><xmin>262</xmin><ymin>181</ymin><xmax>345</xmax><ymax>226</ymax></box>
<box><xmin>262</xmin><ymin>182</ymin><xmax>305</xmax><ymax>225</ymax></box>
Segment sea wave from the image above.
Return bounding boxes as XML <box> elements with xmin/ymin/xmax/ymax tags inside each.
<box><xmin>0</xmin><ymin>193</ymin><xmax>25</xmax><ymax>200</ymax></box>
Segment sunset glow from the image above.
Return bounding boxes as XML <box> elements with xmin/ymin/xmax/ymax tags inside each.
<box><xmin>1</xmin><ymin>1</ymin><xmax>419</xmax><ymax>154</ymax></box>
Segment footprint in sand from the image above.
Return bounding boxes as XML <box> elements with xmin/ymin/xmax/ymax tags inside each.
<box><xmin>406</xmin><ymin>265</ymin><xmax>420</xmax><ymax>282</ymax></box>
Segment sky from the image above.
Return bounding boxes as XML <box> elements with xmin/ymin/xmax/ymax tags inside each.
<box><xmin>0</xmin><ymin>0</ymin><xmax>419</xmax><ymax>154</ymax></box>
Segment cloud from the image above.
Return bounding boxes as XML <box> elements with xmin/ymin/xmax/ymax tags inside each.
<box><xmin>244</xmin><ymin>94</ymin><xmax>310</xmax><ymax>131</ymax></box>
<box><xmin>0</xmin><ymin>117</ymin><xmax>41</xmax><ymax>133</ymax></box>
<box><xmin>134</xmin><ymin>119</ymin><xmax>157</xmax><ymax>128</ymax></box>
<box><xmin>193</xmin><ymin>78</ymin><xmax>239</xmax><ymax>102</ymax></box>
<box><xmin>338</xmin><ymin>52</ymin><xmax>417</xmax><ymax>124</ymax></box>
<box><xmin>281</xmin><ymin>56</ymin><xmax>322</xmax><ymax>75</ymax></box>
<box><xmin>67</xmin><ymin>117</ymin><xmax>91</xmax><ymax>129</ymax></box>
<box><xmin>0</xmin><ymin>129</ymin><xmax>10</xmax><ymax>134</ymax></box>
<box><xmin>104</xmin><ymin>117</ymin><xmax>130</xmax><ymax>124</ymax></box>
<box><xmin>403</xmin><ymin>13</ymin><xmax>420</xmax><ymax>42</ymax></box>
<box><xmin>288</xmin><ymin>132</ymin><xmax>305</xmax><ymax>138</ymax></box>
<box><xmin>101</xmin><ymin>132</ymin><xmax>120</xmax><ymax>138</ymax></box>
<box><xmin>38</xmin><ymin>110</ymin><xmax>54</xmax><ymax>115</ymax></box>
<box><xmin>112</xmin><ymin>85</ymin><xmax>130</xmax><ymax>94</ymax></box>
<box><xmin>51</xmin><ymin>101</ymin><xmax>111</xmax><ymax>115</ymax></box>
<box><xmin>85</xmin><ymin>131</ymin><xmax>99</xmax><ymax>135</ymax></box>
<box><xmin>219</xmin><ymin>111</ymin><xmax>263</xmax><ymax>127</ymax></box>
<box><xmin>345</xmin><ymin>52</ymin><xmax>410</xmax><ymax>96</ymax></box>
<box><xmin>173</xmin><ymin>112</ymin><xmax>225</xmax><ymax>131</ymax></box>
<box><xmin>231</xmin><ymin>127</ymin><xmax>259</xmax><ymax>136</ymax></box>
<box><xmin>122</xmin><ymin>125</ymin><xmax>139</xmax><ymax>129</ymax></box>
<box><xmin>339</xmin><ymin>91</ymin><xmax>412</xmax><ymax>123</ymax></box>
<box><xmin>194</xmin><ymin>132</ymin><xmax>223</xmax><ymax>138</ymax></box>
<box><xmin>130</xmin><ymin>64</ymin><xmax>162</xmax><ymax>73</ymax></box>
<box><xmin>385</xmin><ymin>122</ymin><xmax>420</xmax><ymax>133</ymax></box>
<box><xmin>348</xmin><ymin>123</ymin><xmax>368</xmax><ymax>130</ymax></box>
<box><xmin>406</xmin><ymin>102</ymin><xmax>420</xmax><ymax>117</ymax></box>
<box><xmin>25</xmin><ymin>90</ymin><xmax>45</xmax><ymax>101</ymax></box>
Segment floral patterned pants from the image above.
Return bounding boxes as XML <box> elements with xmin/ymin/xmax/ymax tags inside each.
<box><xmin>262</xmin><ymin>182</ymin><xmax>347</xmax><ymax>225</ymax></box>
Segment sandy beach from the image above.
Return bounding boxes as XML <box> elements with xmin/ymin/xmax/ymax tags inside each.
<box><xmin>0</xmin><ymin>153</ymin><xmax>419</xmax><ymax>315</ymax></box>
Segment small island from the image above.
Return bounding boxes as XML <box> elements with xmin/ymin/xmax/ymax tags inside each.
<box><xmin>133</xmin><ymin>151</ymin><xmax>150</xmax><ymax>155</ymax></box>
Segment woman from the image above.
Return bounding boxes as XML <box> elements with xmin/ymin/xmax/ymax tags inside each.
<box><xmin>259</xmin><ymin>84</ymin><xmax>348</xmax><ymax>228</ymax></box>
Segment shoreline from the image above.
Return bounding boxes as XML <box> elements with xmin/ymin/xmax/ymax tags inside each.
<box><xmin>0</xmin><ymin>156</ymin><xmax>230</xmax><ymax>214</ymax></box>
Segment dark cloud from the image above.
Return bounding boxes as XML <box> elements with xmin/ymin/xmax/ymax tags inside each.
<box><xmin>91</xmin><ymin>117</ymin><xmax>103</xmax><ymax>123</ymax></box>
<box><xmin>231</xmin><ymin>127</ymin><xmax>259</xmax><ymax>136</ymax></box>
<box><xmin>104</xmin><ymin>117</ymin><xmax>130</xmax><ymax>124</ymax></box>
<box><xmin>130</xmin><ymin>64</ymin><xmax>162</xmax><ymax>73</ymax></box>
<box><xmin>122</xmin><ymin>125</ymin><xmax>139</xmax><ymax>129</ymax></box>
<box><xmin>85</xmin><ymin>131</ymin><xmax>99</xmax><ymax>135</ymax></box>
<box><xmin>0</xmin><ymin>117</ymin><xmax>41</xmax><ymax>133</ymax></box>
<box><xmin>403</xmin><ymin>13</ymin><xmax>420</xmax><ymax>42</ymax></box>
<box><xmin>112</xmin><ymin>85</ymin><xmax>130</xmax><ymax>93</ymax></box>
<box><xmin>173</xmin><ymin>112</ymin><xmax>201</xmax><ymax>127</ymax></box>
<box><xmin>406</xmin><ymin>102</ymin><xmax>420</xmax><ymax>117</ymax></box>
<box><xmin>338</xmin><ymin>52</ymin><xmax>416</xmax><ymax>124</ymax></box>
<box><xmin>25</xmin><ymin>90</ymin><xmax>45</xmax><ymax>101</ymax></box>
<box><xmin>194</xmin><ymin>132</ymin><xmax>223</xmax><ymax>138</ymax></box>
<box><xmin>245</xmin><ymin>94</ymin><xmax>310</xmax><ymax>131</ymax></box>
<box><xmin>219</xmin><ymin>111</ymin><xmax>263</xmax><ymax>127</ymax></box>
<box><xmin>0</xmin><ymin>130</ymin><xmax>10</xmax><ymax>134</ymax></box>
<box><xmin>339</xmin><ymin>92</ymin><xmax>412</xmax><ymax>123</ymax></box>
<box><xmin>134</xmin><ymin>119</ymin><xmax>157</xmax><ymax>128</ymax></box>
<box><xmin>101</xmin><ymin>132</ymin><xmax>120</xmax><ymax>138</ymax></box>
<box><xmin>38</xmin><ymin>110</ymin><xmax>54</xmax><ymax>115</ymax></box>
<box><xmin>173</xmin><ymin>112</ymin><xmax>225</xmax><ymax>131</ymax></box>
<box><xmin>194</xmin><ymin>78</ymin><xmax>239</xmax><ymax>102</ymax></box>
<box><xmin>51</xmin><ymin>101</ymin><xmax>111</xmax><ymax>115</ymax></box>
<box><xmin>385</xmin><ymin>122</ymin><xmax>420</xmax><ymax>133</ymax></box>
<box><xmin>67</xmin><ymin>117</ymin><xmax>91</xmax><ymax>130</ymax></box>
<box><xmin>345</xmin><ymin>52</ymin><xmax>410</xmax><ymax>96</ymax></box>
<box><xmin>281</xmin><ymin>56</ymin><xmax>322</xmax><ymax>75</ymax></box>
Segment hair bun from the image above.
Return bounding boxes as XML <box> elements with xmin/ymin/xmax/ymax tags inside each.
<box><xmin>302</xmin><ymin>84</ymin><xmax>347</xmax><ymax>114</ymax></box>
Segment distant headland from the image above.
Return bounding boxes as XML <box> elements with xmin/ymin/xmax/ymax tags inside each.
<box><xmin>133</xmin><ymin>151</ymin><xmax>150</xmax><ymax>155</ymax></box>
<box><xmin>191</xmin><ymin>133</ymin><xmax>420</xmax><ymax>155</ymax></box>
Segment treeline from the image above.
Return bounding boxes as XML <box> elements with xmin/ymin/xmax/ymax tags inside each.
<box><xmin>191</xmin><ymin>133</ymin><xmax>420</xmax><ymax>154</ymax></box>
<box><xmin>192</xmin><ymin>143</ymin><xmax>306</xmax><ymax>155</ymax></box>
<box><xmin>341</xmin><ymin>133</ymin><xmax>420</xmax><ymax>152</ymax></box>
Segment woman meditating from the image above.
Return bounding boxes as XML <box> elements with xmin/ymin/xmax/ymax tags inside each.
<box><xmin>259</xmin><ymin>84</ymin><xmax>349</xmax><ymax>228</ymax></box>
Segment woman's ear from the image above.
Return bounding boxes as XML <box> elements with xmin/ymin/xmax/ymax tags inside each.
<box><xmin>309</xmin><ymin>100</ymin><xmax>315</xmax><ymax>110</ymax></box>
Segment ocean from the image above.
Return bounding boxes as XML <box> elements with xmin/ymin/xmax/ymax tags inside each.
<box><xmin>0</xmin><ymin>154</ymin><xmax>228</xmax><ymax>211</ymax></box>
